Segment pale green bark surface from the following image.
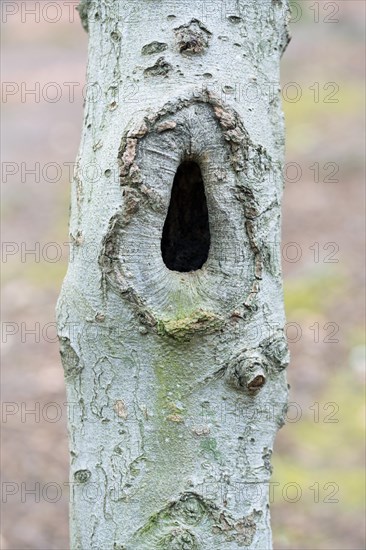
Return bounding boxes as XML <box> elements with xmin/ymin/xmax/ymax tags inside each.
<box><xmin>57</xmin><ymin>1</ymin><xmax>291</xmax><ymax>548</ymax></box>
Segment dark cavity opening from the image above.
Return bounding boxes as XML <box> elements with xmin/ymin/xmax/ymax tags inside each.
<box><xmin>161</xmin><ymin>160</ymin><xmax>210</xmax><ymax>272</ymax></box>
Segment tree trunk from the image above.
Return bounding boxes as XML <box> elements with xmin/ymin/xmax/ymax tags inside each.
<box><xmin>57</xmin><ymin>1</ymin><xmax>291</xmax><ymax>548</ymax></box>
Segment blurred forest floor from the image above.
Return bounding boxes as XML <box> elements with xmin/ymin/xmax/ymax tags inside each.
<box><xmin>1</xmin><ymin>2</ymin><xmax>365</xmax><ymax>549</ymax></box>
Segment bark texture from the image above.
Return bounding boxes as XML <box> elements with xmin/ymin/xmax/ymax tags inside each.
<box><xmin>57</xmin><ymin>1</ymin><xmax>291</xmax><ymax>548</ymax></box>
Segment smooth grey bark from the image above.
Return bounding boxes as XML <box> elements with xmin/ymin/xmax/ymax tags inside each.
<box><xmin>57</xmin><ymin>1</ymin><xmax>291</xmax><ymax>548</ymax></box>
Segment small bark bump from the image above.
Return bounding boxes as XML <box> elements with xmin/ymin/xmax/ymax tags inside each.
<box><xmin>110</xmin><ymin>31</ymin><xmax>121</xmax><ymax>42</ymax></box>
<box><xmin>59</xmin><ymin>337</ymin><xmax>81</xmax><ymax>378</ymax></box>
<box><xmin>174</xmin><ymin>19</ymin><xmax>211</xmax><ymax>56</ymax></box>
<box><xmin>144</xmin><ymin>57</ymin><xmax>173</xmax><ymax>77</ymax></box>
<box><xmin>141</xmin><ymin>41</ymin><xmax>168</xmax><ymax>56</ymax></box>
<box><xmin>260</xmin><ymin>332</ymin><xmax>290</xmax><ymax>371</ymax></box>
<box><xmin>227</xmin><ymin>15</ymin><xmax>242</xmax><ymax>24</ymax></box>
<box><xmin>74</xmin><ymin>469</ymin><xmax>91</xmax><ymax>483</ymax></box>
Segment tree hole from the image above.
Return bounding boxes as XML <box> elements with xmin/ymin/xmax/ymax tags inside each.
<box><xmin>161</xmin><ymin>160</ymin><xmax>210</xmax><ymax>272</ymax></box>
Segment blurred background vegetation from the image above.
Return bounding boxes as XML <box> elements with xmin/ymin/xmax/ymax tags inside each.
<box><xmin>1</xmin><ymin>1</ymin><xmax>365</xmax><ymax>548</ymax></box>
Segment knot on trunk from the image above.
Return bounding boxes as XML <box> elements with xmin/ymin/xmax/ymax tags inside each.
<box><xmin>225</xmin><ymin>351</ymin><xmax>268</xmax><ymax>393</ymax></box>
<box><xmin>174</xmin><ymin>19</ymin><xmax>211</xmax><ymax>55</ymax></box>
